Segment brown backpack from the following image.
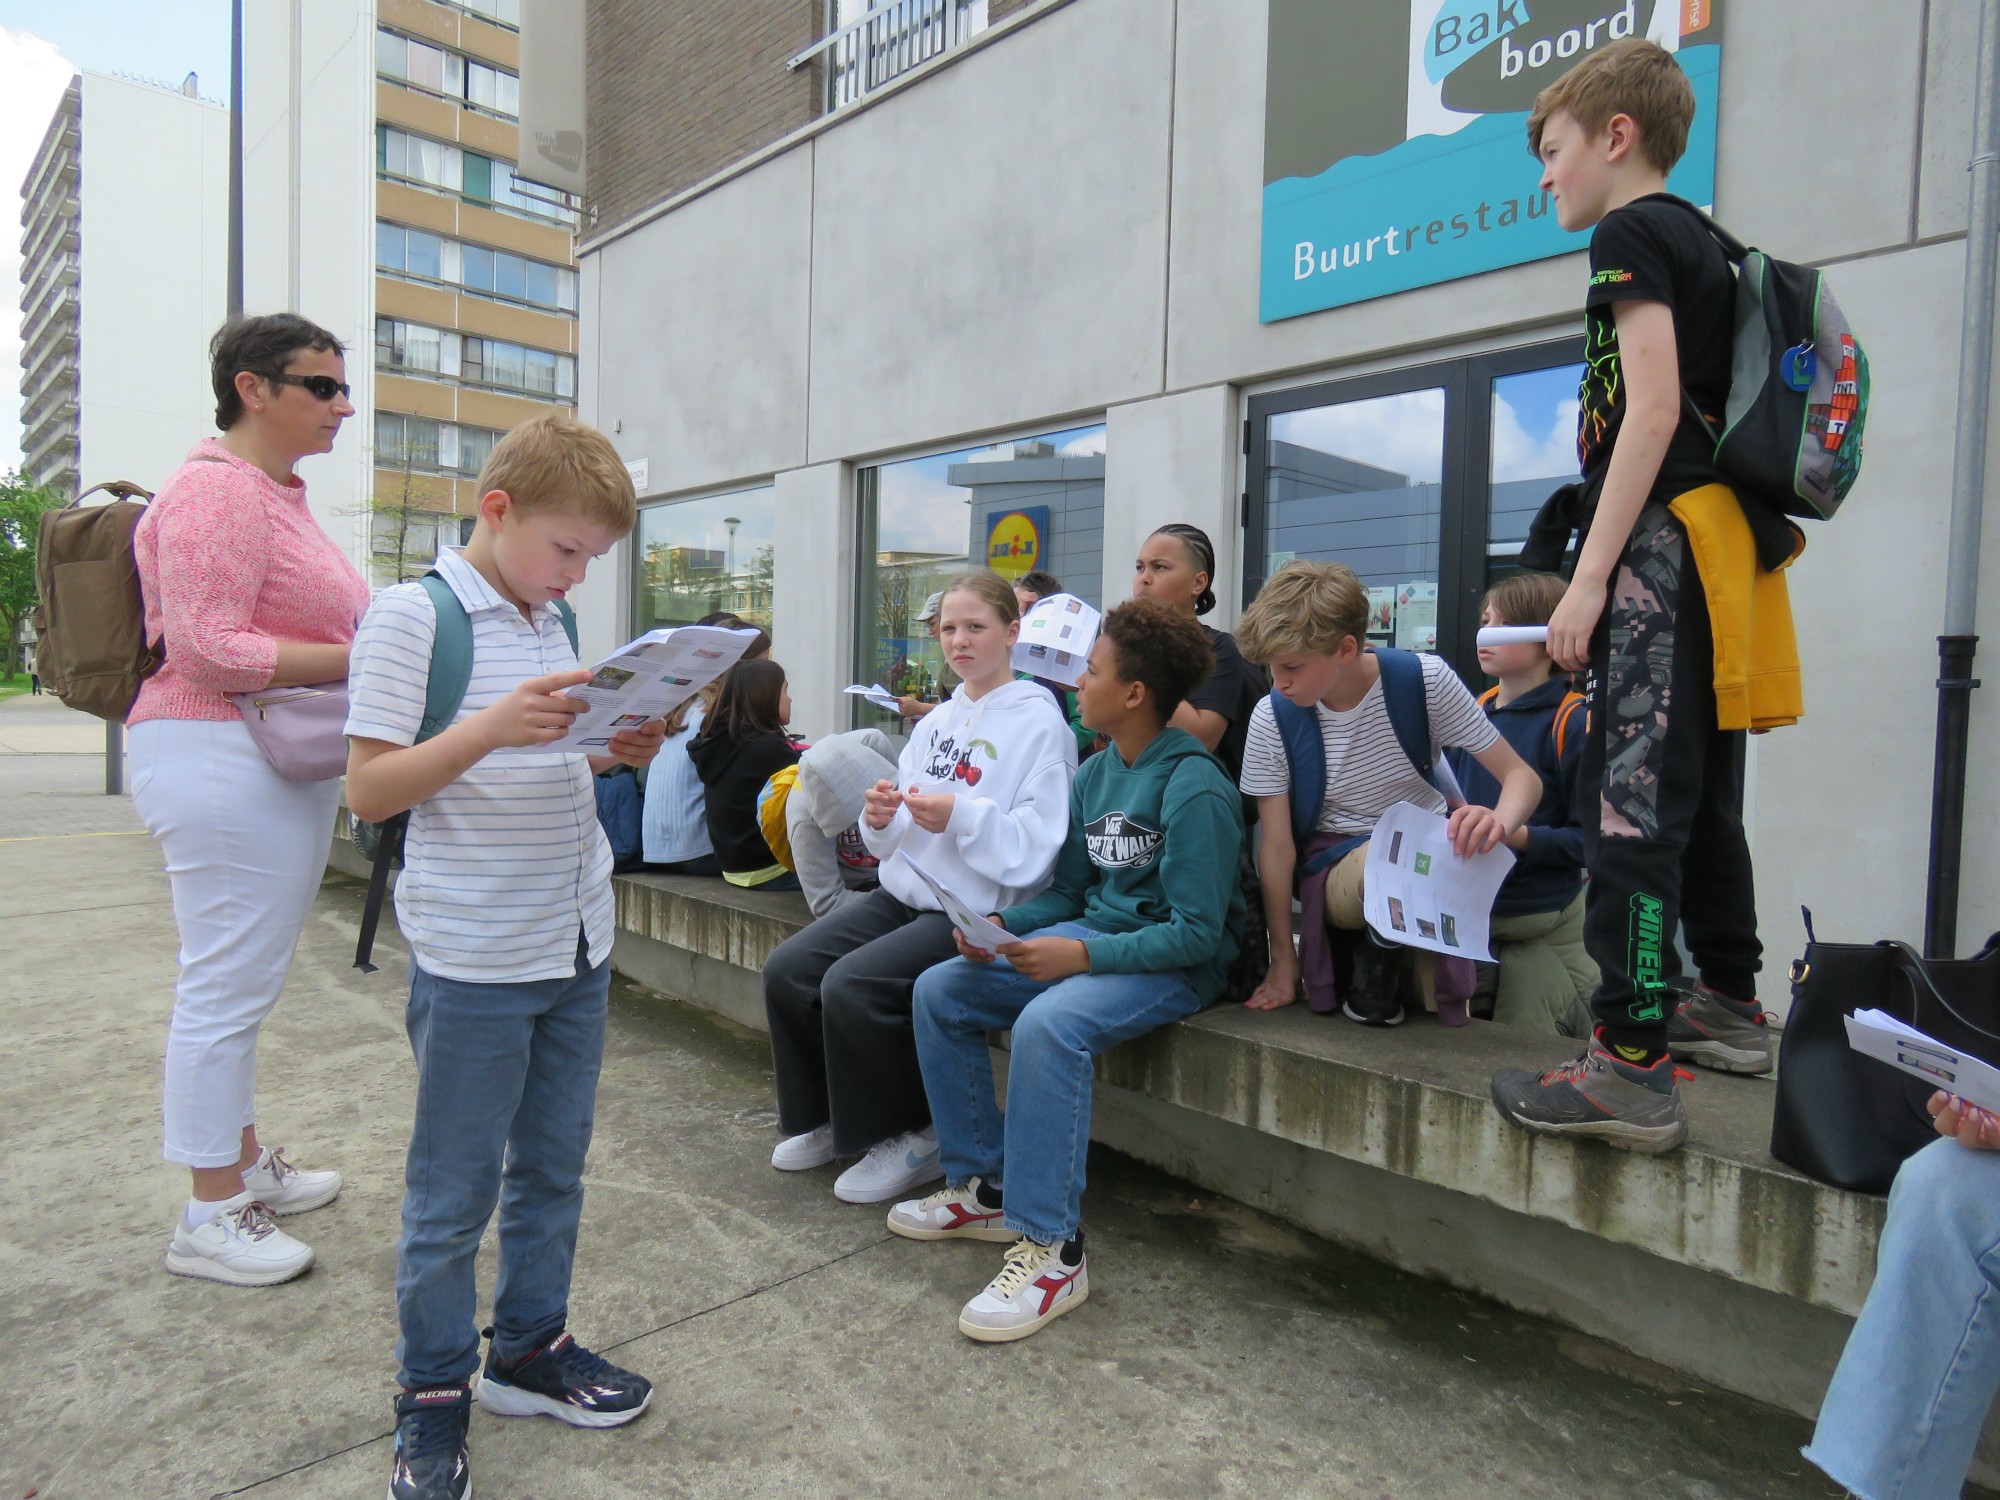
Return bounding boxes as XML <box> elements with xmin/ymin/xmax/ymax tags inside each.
<box><xmin>32</xmin><ymin>479</ymin><xmax>162</xmax><ymax>722</ymax></box>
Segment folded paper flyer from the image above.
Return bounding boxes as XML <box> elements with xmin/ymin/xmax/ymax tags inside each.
<box><xmin>1845</xmin><ymin>1009</ymin><xmax>2000</xmax><ymax>1114</ymax></box>
<box><xmin>1011</xmin><ymin>593</ymin><xmax>1100</xmax><ymax>688</ymax></box>
<box><xmin>1360</xmin><ymin>801</ymin><xmax>1514</xmax><ymax>962</ymax></box>
<box><xmin>899</xmin><ymin>852</ymin><xmax>1015</xmax><ymax>955</ymax></box>
<box><xmin>529</xmin><ymin>624</ymin><xmax>762</xmax><ymax>751</ymax></box>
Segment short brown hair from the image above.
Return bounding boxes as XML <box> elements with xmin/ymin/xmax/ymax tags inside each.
<box><xmin>477</xmin><ymin>411</ymin><xmax>638</xmax><ymax>533</ymax></box>
<box><xmin>1527</xmin><ymin>38</ymin><xmax>1694</xmax><ymax>175</ymax></box>
<box><xmin>940</xmin><ymin>569</ymin><xmax>1021</xmax><ymax>625</ymax></box>
<box><xmin>1234</xmin><ymin>561</ymin><xmax>1370</xmax><ymax>664</ymax></box>
<box><xmin>210</xmin><ymin>313</ymin><xmax>343</xmax><ymax>429</ymax></box>
<box><xmin>1098</xmin><ymin>598</ymin><xmax>1214</xmax><ymax>722</ymax></box>
<box><xmin>1482</xmin><ymin>571</ymin><xmax>1568</xmax><ymax>629</ymax></box>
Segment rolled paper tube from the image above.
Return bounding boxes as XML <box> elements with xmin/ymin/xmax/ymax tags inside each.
<box><xmin>1475</xmin><ymin>625</ymin><xmax>1550</xmax><ymax>646</ymax></box>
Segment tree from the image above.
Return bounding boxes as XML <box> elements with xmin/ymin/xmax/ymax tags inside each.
<box><xmin>0</xmin><ymin>472</ymin><xmax>65</xmax><ymax>678</ymax></box>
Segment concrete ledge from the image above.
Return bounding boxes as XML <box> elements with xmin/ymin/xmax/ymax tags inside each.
<box><xmin>583</xmin><ymin>860</ymin><xmax>1886</xmax><ymax>1318</ymax></box>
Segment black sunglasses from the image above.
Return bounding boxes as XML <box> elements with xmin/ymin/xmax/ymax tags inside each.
<box><xmin>266</xmin><ymin>373</ymin><xmax>351</xmax><ymax>401</ymax></box>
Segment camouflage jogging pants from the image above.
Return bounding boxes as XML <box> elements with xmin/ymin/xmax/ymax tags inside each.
<box><xmin>1579</xmin><ymin>506</ymin><xmax>1762</xmax><ymax>1048</ymax></box>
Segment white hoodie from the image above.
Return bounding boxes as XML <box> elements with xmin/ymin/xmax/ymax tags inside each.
<box><xmin>860</xmin><ymin>677</ymin><xmax>1075</xmax><ymax>917</ymax></box>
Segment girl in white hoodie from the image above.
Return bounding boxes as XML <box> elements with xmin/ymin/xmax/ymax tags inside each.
<box><xmin>762</xmin><ymin>570</ymin><xmax>1076</xmax><ymax>1205</ymax></box>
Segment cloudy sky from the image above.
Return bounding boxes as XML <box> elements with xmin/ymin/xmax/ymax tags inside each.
<box><xmin>1</xmin><ymin>1</ymin><xmax>229</xmax><ymax>475</ymax></box>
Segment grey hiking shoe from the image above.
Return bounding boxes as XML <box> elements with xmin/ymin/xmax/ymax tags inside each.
<box><xmin>1490</xmin><ymin>1039</ymin><xmax>1690</xmax><ymax>1153</ymax></box>
<box><xmin>1666</xmin><ymin>983</ymin><xmax>1774</xmax><ymax>1075</ymax></box>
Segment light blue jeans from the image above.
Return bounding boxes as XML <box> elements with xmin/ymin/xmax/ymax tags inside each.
<box><xmin>396</xmin><ymin>935</ymin><xmax>609</xmax><ymax>1389</ymax></box>
<box><xmin>912</xmin><ymin>922</ymin><xmax>1202</xmax><ymax>1244</ymax></box>
<box><xmin>1806</xmin><ymin>1138</ymin><xmax>2000</xmax><ymax>1499</ymax></box>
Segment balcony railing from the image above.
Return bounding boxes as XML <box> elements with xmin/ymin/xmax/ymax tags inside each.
<box><xmin>789</xmin><ymin>0</ymin><xmax>987</xmax><ymax>112</ymax></box>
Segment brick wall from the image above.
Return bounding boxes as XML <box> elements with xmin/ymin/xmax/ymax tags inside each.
<box><xmin>587</xmin><ymin>0</ymin><xmax>821</xmax><ymax>235</ymax></box>
<box><xmin>585</xmin><ymin>1</ymin><xmax>1053</xmax><ymax>235</ymax></box>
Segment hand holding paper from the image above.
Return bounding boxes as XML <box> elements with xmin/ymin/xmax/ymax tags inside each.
<box><xmin>900</xmin><ymin>852</ymin><xmax>1013</xmax><ymax>954</ymax></box>
<box><xmin>529</xmin><ymin>624</ymin><xmax>761</xmax><ymax>751</ymax></box>
<box><xmin>1360</xmin><ymin>800</ymin><xmax>1514</xmax><ymax>961</ymax></box>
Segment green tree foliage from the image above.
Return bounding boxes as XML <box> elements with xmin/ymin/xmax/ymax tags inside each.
<box><xmin>0</xmin><ymin>472</ymin><xmax>65</xmax><ymax>677</ymax></box>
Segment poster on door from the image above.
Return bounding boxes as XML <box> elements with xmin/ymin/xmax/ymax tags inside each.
<box><xmin>1260</xmin><ymin>1</ymin><xmax>1723</xmax><ymax>323</ymax></box>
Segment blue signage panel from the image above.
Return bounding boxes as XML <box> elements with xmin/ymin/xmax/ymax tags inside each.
<box><xmin>1260</xmin><ymin>1</ymin><xmax>1722</xmax><ymax>323</ymax></box>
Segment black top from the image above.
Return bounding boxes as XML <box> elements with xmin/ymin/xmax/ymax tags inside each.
<box><xmin>1187</xmin><ymin>626</ymin><xmax>1268</xmax><ymax>787</ymax></box>
<box><xmin>1443</xmin><ymin>677</ymin><xmax>1586</xmax><ymax>919</ymax></box>
<box><xmin>686</xmin><ymin>727</ymin><xmax>799</xmax><ymax>875</ymax></box>
<box><xmin>1577</xmin><ymin>194</ymin><xmax>1733</xmax><ymax>509</ymax></box>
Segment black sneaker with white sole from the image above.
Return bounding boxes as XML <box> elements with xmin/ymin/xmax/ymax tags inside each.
<box><xmin>1341</xmin><ymin>934</ymin><xmax>1405</xmax><ymax>1027</ymax></box>
<box><xmin>475</xmin><ymin>1329</ymin><xmax>652</xmax><ymax>1428</ymax></box>
<box><xmin>388</xmin><ymin>1384</ymin><xmax>471</xmax><ymax>1500</ymax></box>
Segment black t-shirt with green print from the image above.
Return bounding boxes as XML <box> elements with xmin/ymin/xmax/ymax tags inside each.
<box><xmin>1576</xmin><ymin>193</ymin><xmax>1734</xmax><ymax>508</ymax></box>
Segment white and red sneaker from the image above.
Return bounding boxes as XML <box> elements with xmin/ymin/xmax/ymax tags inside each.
<box><xmin>957</xmin><ymin>1233</ymin><xmax>1088</xmax><ymax>1343</ymax></box>
<box><xmin>886</xmin><ymin>1178</ymin><xmax>1013</xmax><ymax>1242</ymax></box>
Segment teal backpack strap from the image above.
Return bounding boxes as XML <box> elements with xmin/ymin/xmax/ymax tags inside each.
<box><xmin>415</xmin><ymin>572</ymin><xmax>474</xmax><ymax>742</ymax></box>
<box><xmin>356</xmin><ymin>573</ymin><xmax>472</xmax><ymax>975</ymax></box>
<box><xmin>552</xmin><ymin>597</ymin><xmax>579</xmax><ymax>655</ymax></box>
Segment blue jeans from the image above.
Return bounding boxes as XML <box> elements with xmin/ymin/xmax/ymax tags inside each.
<box><xmin>1805</xmin><ymin>1138</ymin><xmax>2000</xmax><ymax>1499</ymax></box>
<box><xmin>396</xmin><ymin>935</ymin><xmax>609</xmax><ymax>1389</ymax></box>
<box><xmin>912</xmin><ymin>922</ymin><xmax>1202</xmax><ymax>1243</ymax></box>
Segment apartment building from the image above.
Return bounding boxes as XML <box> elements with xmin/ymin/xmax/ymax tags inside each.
<box><xmin>554</xmin><ymin>0</ymin><xmax>1999</xmax><ymax>969</ymax></box>
<box><xmin>16</xmin><ymin>72</ymin><xmax>228</xmax><ymax>499</ymax></box>
<box><xmin>244</xmin><ymin>0</ymin><xmax>579</xmax><ymax>580</ymax></box>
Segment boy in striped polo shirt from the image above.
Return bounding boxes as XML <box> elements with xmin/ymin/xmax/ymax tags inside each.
<box><xmin>345</xmin><ymin>413</ymin><xmax>662</xmax><ymax>1500</ymax></box>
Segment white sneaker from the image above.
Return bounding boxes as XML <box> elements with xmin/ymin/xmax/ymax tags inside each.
<box><xmin>164</xmin><ymin>1192</ymin><xmax>315</xmax><ymax>1287</ymax></box>
<box><xmin>771</xmin><ymin>1124</ymin><xmax>836</xmax><ymax>1171</ymax></box>
<box><xmin>833</xmin><ymin>1126</ymin><xmax>942</xmax><ymax>1204</ymax></box>
<box><xmin>886</xmin><ymin>1177</ymin><xmax>1015</xmax><ymax>1242</ymax></box>
<box><xmin>958</xmin><ymin>1235</ymin><xmax>1088</xmax><ymax>1343</ymax></box>
<box><xmin>241</xmin><ymin>1146</ymin><xmax>342</xmax><ymax>1216</ymax></box>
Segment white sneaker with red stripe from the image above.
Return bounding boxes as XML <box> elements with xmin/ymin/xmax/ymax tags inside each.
<box><xmin>957</xmin><ymin>1233</ymin><xmax>1088</xmax><ymax>1343</ymax></box>
<box><xmin>886</xmin><ymin>1178</ymin><xmax>1014</xmax><ymax>1242</ymax></box>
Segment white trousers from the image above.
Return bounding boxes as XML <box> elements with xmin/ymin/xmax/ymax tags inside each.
<box><xmin>130</xmin><ymin>719</ymin><xmax>341</xmax><ymax>1168</ymax></box>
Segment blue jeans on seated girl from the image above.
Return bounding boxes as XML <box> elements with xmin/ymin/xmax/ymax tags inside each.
<box><xmin>911</xmin><ymin>921</ymin><xmax>1202</xmax><ymax>1244</ymax></box>
<box><xmin>1805</xmin><ymin>1137</ymin><xmax>2000</xmax><ymax>1499</ymax></box>
<box><xmin>396</xmin><ymin>935</ymin><xmax>608</xmax><ymax>1390</ymax></box>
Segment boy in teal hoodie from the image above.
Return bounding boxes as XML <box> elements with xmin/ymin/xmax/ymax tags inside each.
<box><xmin>893</xmin><ymin>598</ymin><xmax>1245</xmax><ymax>1343</ymax></box>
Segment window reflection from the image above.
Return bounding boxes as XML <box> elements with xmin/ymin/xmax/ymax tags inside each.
<box><xmin>635</xmin><ymin>488</ymin><xmax>776</xmax><ymax>634</ymax></box>
<box><xmin>857</xmin><ymin>424</ymin><xmax>1105</xmax><ymax>720</ymax></box>
<box><xmin>1268</xmin><ymin>390</ymin><xmax>1444</xmax><ymax>652</ymax></box>
<box><xmin>1487</xmin><ymin>363</ymin><xmax>1583</xmax><ymax>588</ymax></box>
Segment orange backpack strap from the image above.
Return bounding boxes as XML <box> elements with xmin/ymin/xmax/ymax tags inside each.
<box><xmin>1478</xmin><ymin>686</ymin><xmax>1499</xmax><ymax>708</ymax></box>
<box><xmin>1553</xmin><ymin>692</ymin><xmax>1587</xmax><ymax>762</ymax></box>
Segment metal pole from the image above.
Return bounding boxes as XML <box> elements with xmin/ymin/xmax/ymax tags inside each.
<box><xmin>227</xmin><ymin>0</ymin><xmax>243</xmax><ymax>318</ymax></box>
<box><xmin>1925</xmin><ymin>0</ymin><xmax>2000</xmax><ymax>958</ymax></box>
<box><xmin>104</xmin><ymin>721</ymin><xmax>122</xmax><ymax>796</ymax></box>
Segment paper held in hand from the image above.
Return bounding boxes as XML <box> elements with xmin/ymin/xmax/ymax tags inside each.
<box><xmin>844</xmin><ymin>683</ymin><xmax>903</xmax><ymax>713</ymax></box>
<box><xmin>1845</xmin><ymin>1009</ymin><xmax>2000</xmax><ymax>1115</ymax></box>
<box><xmin>1011</xmin><ymin>594</ymin><xmax>1101</xmax><ymax>688</ymax></box>
<box><xmin>1360</xmin><ymin>801</ymin><xmax>1514</xmax><ymax>963</ymax></box>
<box><xmin>529</xmin><ymin>625</ymin><xmax>762</xmax><ymax>751</ymax></box>
<box><xmin>898</xmin><ymin>852</ymin><xmax>1014</xmax><ymax>955</ymax></box>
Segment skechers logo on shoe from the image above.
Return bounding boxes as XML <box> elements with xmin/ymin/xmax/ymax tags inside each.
<box><xmin>412</xmin><ymin>1387</ymin><xmax>465</xmax><ymax>1403</ymax></box>
<box><xmin>1629</xmin><ymin>893</ymin><xmax>1667</xmax><ymax>1021</ymax></box>
<box><xmin>1085</xmin><ymin>810</ymin><xmax>1164</xmax><ymax>869</ymax></box>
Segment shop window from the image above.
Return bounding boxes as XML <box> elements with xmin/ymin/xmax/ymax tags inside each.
<box><xmin>634</xmin><ymin>486</ymin><xmax>777</xmax><ymax>635</ymax></box>
<box><xmin>1244</xmin><ymin>340</ymin><xmax>1582</xmax><ymax>677</ymax></box>
<box><xmin>854</xmin><ymin>423</ymin><xmax>1104</xmax><ymax>724</ymax></box>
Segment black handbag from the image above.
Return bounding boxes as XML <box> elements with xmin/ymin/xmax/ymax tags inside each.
<box><xmin>1770</xmin><ymin>909</ymin><xmax>2000</xmax><ymax>1194</ymax></box>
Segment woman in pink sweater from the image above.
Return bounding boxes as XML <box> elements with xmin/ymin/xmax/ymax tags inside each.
<box><xmin>129</xmin><ymin>314</ymin><xmax>371</xmax><ymax>1288</ymax></box>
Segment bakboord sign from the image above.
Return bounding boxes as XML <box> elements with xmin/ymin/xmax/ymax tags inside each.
<box><xmin>1260</xmin><ymin>0</ymin><xmax>1722</xmax><ymax>323</ymax></box>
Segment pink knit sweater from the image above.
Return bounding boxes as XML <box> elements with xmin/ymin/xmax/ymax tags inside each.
<box><xmin>129</xmin><ymin>438</ymin><xmax>372</xmax><ymax>726</ymax></box>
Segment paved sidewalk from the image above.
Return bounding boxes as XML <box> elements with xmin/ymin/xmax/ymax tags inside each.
<box><xmin>1</xmin><ymin>820</ymin><xmax>1838</xmax><ymax>1499</ymax></box>
<box><xmin>0</xmin><ymin>692</ymin><xmax>137</xmax><ymax>839</ymax></box>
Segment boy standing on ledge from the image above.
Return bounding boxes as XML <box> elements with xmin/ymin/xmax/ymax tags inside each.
<box><xmin>1491</xmin><ymin>40</ymin><xmax>1801</xmax><ymax>1152</ymax></box>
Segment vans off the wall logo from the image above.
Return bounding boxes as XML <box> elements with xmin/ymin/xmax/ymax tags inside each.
<box><xmin>1259</xmin><ymin>0</ymin><xmax>1723</xmax><ymax>322</ymax></box>
<box><xmin>1085</xmin><ymin>811</ymin><xmax>1165</xmax><ymax>870</ymax></box>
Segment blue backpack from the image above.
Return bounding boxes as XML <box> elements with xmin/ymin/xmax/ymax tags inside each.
<box><xmin>1269</xmin><ymin>646</ymin><xmax>1436</xmax><ymax>879</ymax></box>
<box><xmin>353</xmin><ymin>573</ymin><xmax>579</xmax><ymax>972</ymax></box>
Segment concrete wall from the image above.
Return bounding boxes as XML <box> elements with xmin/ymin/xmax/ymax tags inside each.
<box><xmin>243</xmin><ymin>0</ymin><xmax>381</xmax><ymax>569</ymax></box>
<box><xmin>74</xmin><ymin>75</ymin><xmax>228</xmax><ymax>494</ymax></box>
<box><xmin>579</xmin><ymin>0</ymin><xmax>2000</xmax><ymax>958</ymax></box>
